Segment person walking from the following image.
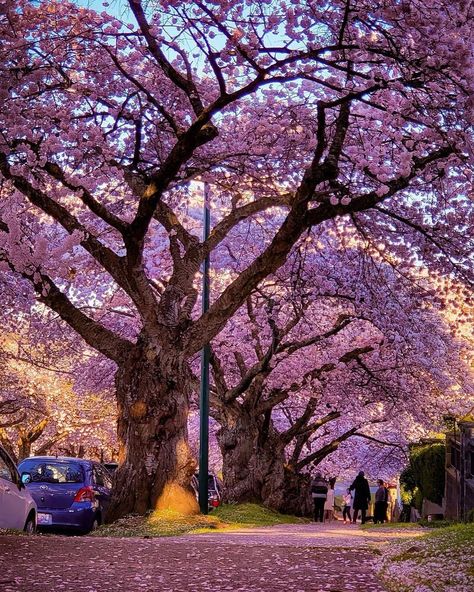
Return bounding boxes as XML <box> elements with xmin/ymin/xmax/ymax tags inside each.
<box><xmin>324</xmin><ymin>483</ymin><xmax>335</xmax><ymax>522</ymax></box>
<box><xmin>374</xmin><ymin>479</ymin><xmax>389</xmax><ymax>523</ymax></box>
<box><xmin>311</xmin><ymin>472</ymin><xmax>328</xmax><ymax>522</ymax></box>
<box><xmin>350</xmin><ymin>471</ymin><xmax>371</xmax><ymax>524</ymax></box>
<box><xmin>342</xmin><ymin>488</ymin><xmax>352</xmax><ymax>524</ymax></box>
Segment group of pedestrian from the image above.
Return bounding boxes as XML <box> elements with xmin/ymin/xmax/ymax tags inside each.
<box><xmin>310</xmin><ymin>470</ymin><xmax>390</xmax><ymax>524</ymax></box>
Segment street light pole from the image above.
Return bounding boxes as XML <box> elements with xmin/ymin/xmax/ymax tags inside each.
<box><xmin>199</xmin><ymin>181</ymin><xmax>211</xmax><ymax>515</ymax></box>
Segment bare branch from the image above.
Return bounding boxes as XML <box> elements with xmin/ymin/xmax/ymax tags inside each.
<box><xmin>296</xmin><ymin>427</ymin><xmax>359</xmax><ymax>470</ymax></box>
<box><xmin>26</xmin><ymin>269</ymin><xmax>132</xmax><ymax>363</ymax></box>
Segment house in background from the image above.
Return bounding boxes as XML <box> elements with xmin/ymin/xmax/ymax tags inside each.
<box><xmin>444</xmin><ymin>420</ymin><xmax>474</xmax><ymax>520</ymax></box>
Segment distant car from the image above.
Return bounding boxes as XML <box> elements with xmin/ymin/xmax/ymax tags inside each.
<box><xmin>191</xmin><ymin>472</ymin><xmax>223</xmax><ymax>510</ymax></box>
<box><xmin>0</xmin><ymin>445</ymin><xmax>36</xmax><ymax>533</ymax></box>
<box><xmin>102</xmin><ymin>462</ymin><xmax>118</xmax><ymax>474</ymax></box>
<box><xmin>18</xmin><ymin>456</ymin><xmax>113</xmax><ymax>534</ymax></box>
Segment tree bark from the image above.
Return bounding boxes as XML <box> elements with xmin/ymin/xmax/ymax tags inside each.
<box><xmin>106</xmin><ymin>342</ymin><xmax>198</xmax><ymax>521</ymax></box>
<box><xmin>17</xmin><ymin>418</ymin><xmax>49</xmax><ymax>461</ymax></box>
<box><xmin>17</xmin><ymin>438</ymin><xmax>32</xmax><ymax>461</ymax></box>
<box><xmin>278</xmin><ymin>468</ymin><xmax>313</xmax><ymax>517</ymax></box>
<box><xmin>0</xmin><ymin>429</ymin><xmax>17</xmax><ymax>463</ymax></box>
<box><xmin>217</xmin><ymin>406</ymin><xmax>288</xmax><ymax>509</ymax></box>
<box><xmin>218</xmin><ymin>410</ymin><xmax>314</xmax><ymax>515</ymax></box>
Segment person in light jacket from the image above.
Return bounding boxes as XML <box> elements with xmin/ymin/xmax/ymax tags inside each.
<box><xmin>324</xmin><ymin>484</ymin><xmax>335</xmax><ymax>522</ymax></box>
<box><xmin>311</xmin><ymin>472</ymin><xmax>328</xmax><ymax>522</ymax></box>
<box><xmin>342</xmin><ymin>488</ymin><xmax>352</xmax><ymax>524</ymax></box>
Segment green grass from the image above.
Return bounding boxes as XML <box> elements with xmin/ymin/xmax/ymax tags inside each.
<box><xmin>0</xmin><ymin>528</ymin><xmax>27</xmax><ymax>536</ymax></box>
<box><xmin>380</xmin><ymin>523</ymin><xmax>474</xmax><ymax>592</ymax></box>
<box><xmin>388</xmin><ymin>523</ymin><xmax>474</xmax><ymax>562</ymax></box>
<box><xmin>93</xmin><ymin>503</ymin><xmax>305</xmax><ymax>538</ymax></box>
<box><xmin>420</xmin><ymin>522</ymin><xmax>474</xmax><ymax>549</ymax></box>
<box><xmin>211</xmin><ymin>503</ymin><xmax>306</xmax><ymax>527</ymax></box>
<box><xmin>362</xmin><ymin>519</ymin><xmax>458</xmax><ymax>531</ymax></box>
<box><xmin>417</xmin><ymin>518</ymin><xmax>457</xmax><ymax>528</ymax></box>
<box><xmin>361</xmin><ymin>522</ymin><xmax>423</xmax><ymax>530</ymax></box>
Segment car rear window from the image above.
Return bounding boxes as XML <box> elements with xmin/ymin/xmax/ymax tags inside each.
<box><xmin>19</xmin><ymin>460</ymin><xmax>84</xmax><ymax>484</ymax></box>
<box><xmin>193</xmin><ymin>473</ymin><xmax>218</xmax><ymax>490</ymax></box>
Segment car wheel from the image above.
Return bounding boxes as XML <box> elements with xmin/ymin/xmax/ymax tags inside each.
<box><xmin>80</xmin><ymin>516</ymin><xmax>99</xmax><ymax>535</ymax></box>
<box><xmin>24</xmin><ymin>515</ymin><xmax>36</xmax><ymax>535</ymax></box>
<box><xmin>87</xmin><ymin>514</ymin><xmax>101</xmax><ymax>534</ymax></box>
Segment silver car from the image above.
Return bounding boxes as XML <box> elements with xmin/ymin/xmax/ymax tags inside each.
<box><xmin>0</xmin><ymin>445</ymin><xmax>37</xmax><ymax>533</ymax></box>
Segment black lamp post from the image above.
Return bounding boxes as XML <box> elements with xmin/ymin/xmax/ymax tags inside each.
<box><xmin>199</xmin><ymin>182</ymin><xmax>211</xmax><ymax>514</ymax></box>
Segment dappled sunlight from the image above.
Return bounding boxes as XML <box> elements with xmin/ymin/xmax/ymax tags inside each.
<box><xmin>186</xmin><ymin>522</ymin><xmax>426</xmax><ymax>548</ymax></box>
<box><xmin>155</xmin><ymin>482</ymin><xmax>199</xmax><ymax>515</ymax></box>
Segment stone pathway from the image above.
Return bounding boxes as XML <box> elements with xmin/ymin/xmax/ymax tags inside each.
<box><xmin>0</xmin><ymin>523</ymin><xmax>411</xmax><ymax>592</ymax></box>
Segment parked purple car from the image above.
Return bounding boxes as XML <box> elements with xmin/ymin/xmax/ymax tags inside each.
<box><xmin>18</xmin><ymin>456</ymin><xmax>113</xmax><ymax>534</ymax></box>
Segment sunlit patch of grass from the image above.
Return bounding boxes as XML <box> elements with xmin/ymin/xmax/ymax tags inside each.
<box><xmin>154</xmin><ymin>482</ymin><xmax>199</xmax><ymax>515</ymax></box>
<box><xmin>212</xmin><ymin>503</ymin><xmax>307</xmax><ymax>527</ymax></box>
<box><xmin>93</xmin><ymin>510</ymin><xmax>222</xmax><ymax>538</ymax></box>
<box><xmin>94</xmin><ymin>503</ymin><xmax>305</xmax><ymax>538</ymax></box>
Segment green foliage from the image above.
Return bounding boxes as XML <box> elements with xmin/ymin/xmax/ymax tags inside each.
<box><xmin>400</xmin><ymin>465</ymin><xmax>416</xmax><ymax>493</ymax></box>
<box><xmin>400</xmin><ymin>443</ymin><xmax>445</xmax><ymax>508</ymax></box>
<box><xmin>467</xmin><ymin>508</ymin><xmax>474</xmax><ymax>523</ymax></box>
<box><xmin>413</xmin><ymin>487</ymin><xmax>424</xmax><ymax>511</ymax></box>
<box><xmin>400</xmin><ymin>487</ymin><xmax>413</xmax><ymax>505</ymax></box>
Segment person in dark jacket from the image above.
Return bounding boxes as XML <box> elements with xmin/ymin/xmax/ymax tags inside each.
<box><xmin>374</xmin><ymin>479</ymin><xmax>389</xmax><ymax>523</ymax></box>
<box><xmin>311</xmin><ymin>472</ymin><xmax>328</xmax><ymax>522</ymax></box>
<box><xmin>349</xmin><ymin>471</ymin><xmax>371</xmax><ymax>524</ymax></box>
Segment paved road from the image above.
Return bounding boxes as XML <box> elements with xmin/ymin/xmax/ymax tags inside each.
<box><xmin>0</xmin><ymin>523</ymin><xmax>396</xmax><ymax>592</ymax></box>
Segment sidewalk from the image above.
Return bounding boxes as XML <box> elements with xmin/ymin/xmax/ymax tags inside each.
<box><xmin>0</xmin><ymin>523</ymin><xmax>399</xmax><ymax>592</ymax></box>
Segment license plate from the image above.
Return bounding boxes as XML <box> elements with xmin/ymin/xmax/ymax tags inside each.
<box><xmin>37</xmin><ymin>513</ymin><xmax>52</xmax><ymax>525</ymax></box>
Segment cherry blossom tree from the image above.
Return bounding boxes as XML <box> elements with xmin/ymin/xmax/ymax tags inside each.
<box><xmin>210</xmin><ymin>235</ymin><xmax>474</xmax><ymax>512</ymax></box>
<box><xmin>0</xmin><ymin>0</ymin><xmax>472</xmax><ymax>518</ymax></box>
<box><xmin>0</xmin><ymin>321</ymin><xmax>117</xmax><ymax>463</ymax></box>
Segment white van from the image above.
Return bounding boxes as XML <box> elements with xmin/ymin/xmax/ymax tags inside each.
<box><xmin>0</xmin><ymin>445</ymin><xmax>37</xmax><ymax>533</ymax></box>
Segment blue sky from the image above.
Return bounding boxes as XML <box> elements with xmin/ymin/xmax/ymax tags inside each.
<box><xmin>74</xmin><ymin>0</ymin><xmax>129</xmax><ymax>19</ymax></box>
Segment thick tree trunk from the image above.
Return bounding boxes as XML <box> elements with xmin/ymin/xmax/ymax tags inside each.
<box><xmin>17</xmin><ymin>419</ymin><xmax>49</xmax><ymax>461</ymax></box>
<box><xmin>106</xmin><ymin>344</ymin><xmax>198</xmax><ymax>521</ymax></box>
<box><xmin>217</xmin><ymin>407</ymin><xmax>314</xmax><ymax>517</ymax></box>
<box><xmin>278</xmin><ymin>468</ymin><xmax>313</xmax><ymax>517</ymax></box>
<box><xmin>217</xmin><ymin>407</ymin><xmax>288</xmax><ymax>510</ymax></box>
<box><xmin>17</xmin><ymin>438</ymin><xmax>32</xmax><ymax>461</ymax></box>
<box><xmin>0</xmin><ymin>430</ymin><xmax>17</xmax><ymax>463</ymax></box>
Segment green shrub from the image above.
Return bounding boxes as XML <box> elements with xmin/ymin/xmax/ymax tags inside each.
<box><xmin>400</xmin><ymin>442</ymin><xmax>445</xmax><ymax>508</ymax></box>
<box><xmin>400</xmin><ymin>465</ymin><xmax>416</xmax><ymax>493</ymax></box>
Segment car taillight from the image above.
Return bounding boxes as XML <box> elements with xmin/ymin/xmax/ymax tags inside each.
<box><xmin>73</xmin><ymin>486</ymin><xmax>95</xmax><ymax>502</ymax></box>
